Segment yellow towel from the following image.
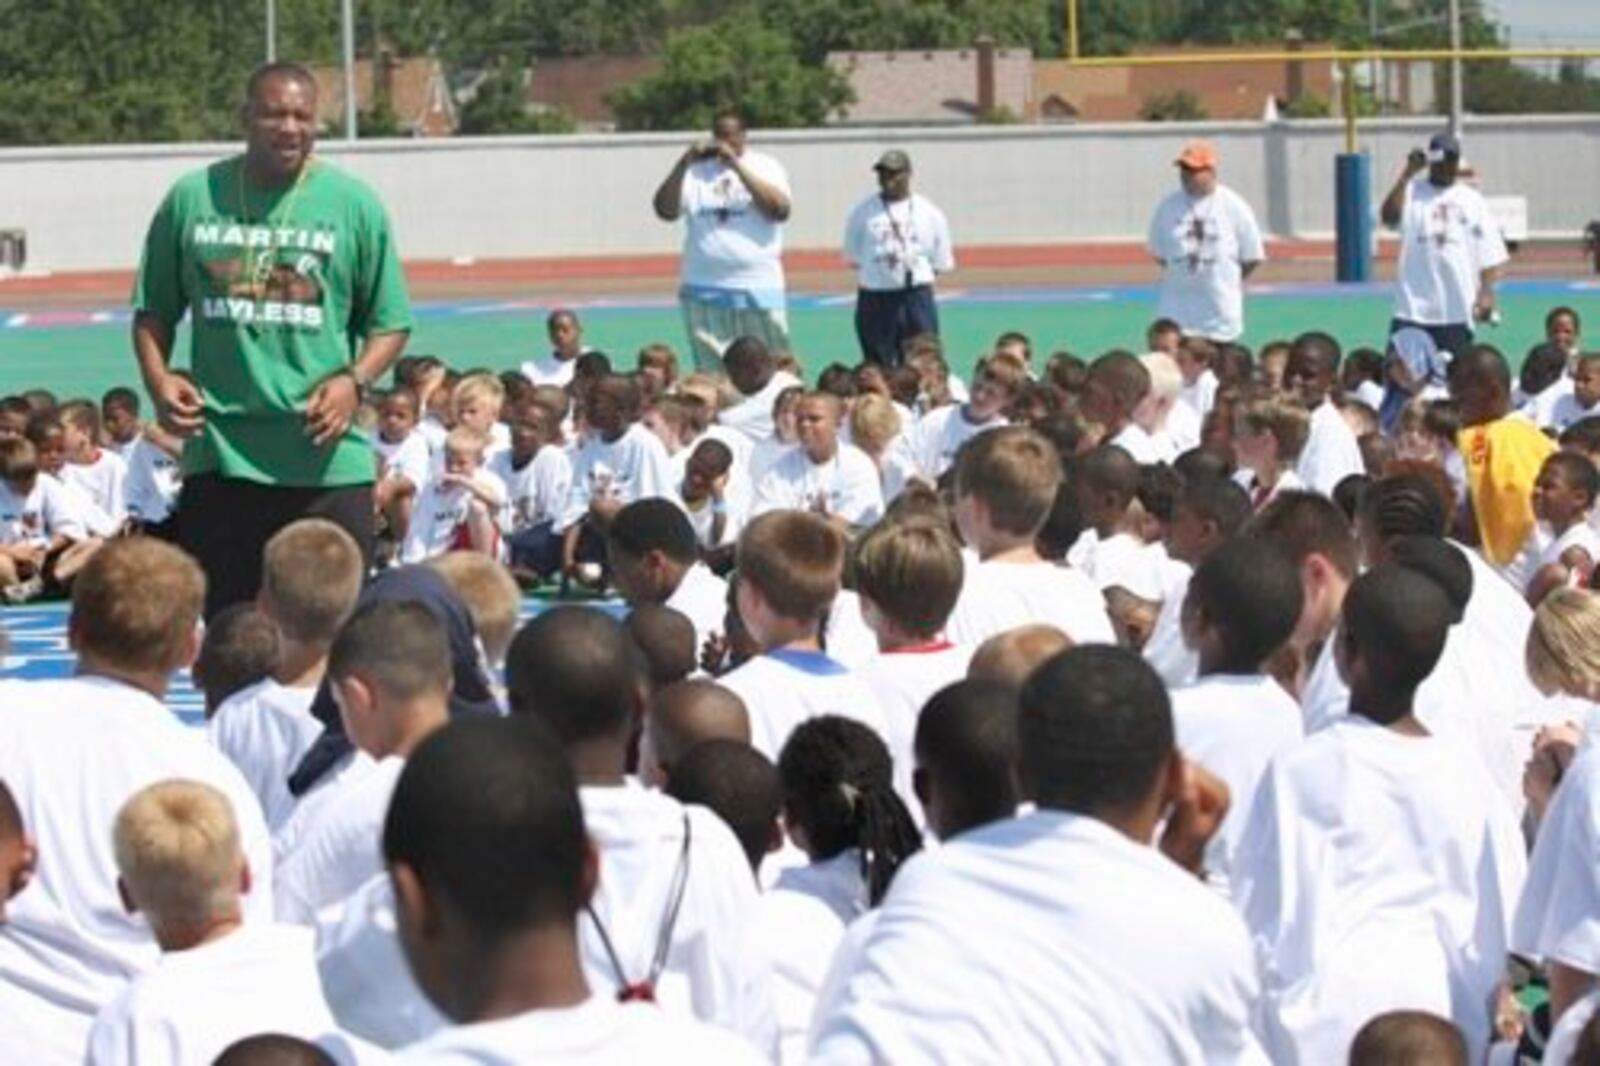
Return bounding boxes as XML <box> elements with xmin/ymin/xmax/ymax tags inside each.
<box><xmin>1458</xmin><ymin>418</ymin><xmax>1555</xmax><ymax>566</ymax></box>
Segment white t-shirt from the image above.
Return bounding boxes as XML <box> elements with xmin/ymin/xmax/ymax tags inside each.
<box><xmin>85</xmin><ymin>923</ymin><xmax>335</xmax><ymax>1066</ymax></box>
<box><xmin>1513</xmin><ymin>745</ymin><xmax>1600</xmax><ymax>973</ymax></box>
<box><xmin>1143</xmin><ymin>569</ymin><xmax>1200</xmax><ymax>688</ymax></box>
<box><xmin>208</xmin><ymin>678</ymin><xmax>324</xmax><ymax>833</ymax></box>
<box><xmin>1147</xmin><ymin>184</ymin><xmax>1264</xmax><ymax>343</ymax></box>
<box><xmin>843</xmin><ymin>192</ymin><xmax>955</xmax><ymax>291</ymax></box>
<box><xmin>0</xmin><ymin>474</ymin><xmax>85</xmax><ymax>545</ymax></box>
<box><xmin>1233</xmin><ymin>716</ymin><xmax>1526</xmax><ymax>1065</ymax></box>
<box><xmin>314</xmin><ymin>874</ymin><xmax>445</xmax><ymax>1050</ymax></box>
<box><xmin>823</xmin><ymin>590</ymin><xmax>880</xmax><ymax>671</ymax></box>
<box><xmin>1295</xmin><ymin>399</ymin><xmax>1365</xmax><ymax>497</ymax></box>
<box><xmin>1067</xmin><ymin>530</ymin><xmax>1171</xmax><ymax>601</ymax></box>
<box><xmin>663</xmin><ymin>562</ymin><xmax>728</xmax><ymax>660</ymax></box>
<box><xmin>579</xmin><ymin>783</ymin><xmax>776</xmax><ymax>1055</ymax></box>
<box><xmin>754</xmin><ymin>887</ymin><xmax>848</xmax><ymax>1066</ymax></box>
<box><xmin>1393</xmin><ymin>179</ymin><xmax>1510</xmax><ymax>326</ymax></box>
<box><xmin>274</xmin><ymin>753</ymin><xmax>405</xmax><ymax>926</ymax></box>
<box><xmin>751</xmin><ymin>443</ymin><xmax>884</xmax><ymax>528</ymax></box>
<box><xmin>489</xmin><ymin>444</ymin><xmax>572</xmax><ymax>533</ymax></box>
<box><xmin>1180</xmin><ymin>369</ymin><xmax>1220</xmax><ymax>418</ymax></box>
<box><xmin>519</xmin><ymin>350</ymin><xmax>581</xmax><ymax>388</ymax></box>
<box><xmin>63</xmin><ymin>449</ymin><xmax>126</xmax><ymax>524</ymax></box>
<box><xmin>720</xmin><ymin>370</ymin><xmax>803</xmax><ymax>445</ymax></box>
<box><xmin>1171</xmin><ymin>673</ymin><xmax>1304</xmax><ymax>893</ymax></box>
<box><xmin>719</xmin><ymin>649</ymin><xmax>891</xmax><ymax>761</ymax></box>
<box><xmin>1110</xmin><ymin>422</ymin><xmax>1168</xmax><ymax>465</ymax></box>
<box><xmin>400</xmin><ymin>470</ymin><xmax>509</xmax><ymax>564</ymax></box>
<box><xmin>0</xmin><ymin>677</ymin><xmax>274</xmax><ymax>1066</ymax></box>
<box><xmin>810</xmin><ymin>810</ymin><xmax>1267</xmax><ymax>1064</ymax></box>
<box><xmin>945</xmin><ymin>557</ymin><xmax>1117</xmax><ymax>648</ymax></box>
<box><xmin>396</xmin><ymin>994</ymin><xmax>766</xmax><ymax>1066</ymax></box>
<box><xmin>679</xmin><ymin>151</ymin><xmax>791</xmax><ymax>293</ymax></box>
<box><xmin>772</xmin><ymin>850</ymin><xmax>870</xmax><ymax>927</ymax></box>
<box><xmin>1543</xmin><ymin>391</ymin><xmax>1600</xmax><ymax>435</ymax></box>
<box><xmin>907</xmin><ymin>405</ymin><xmax>1006</xmax><ymax>482</ymax></box>
<box><xmin>858</xmin><ymin>642</ymin><xmax>974</xmax><ymax>823</ymax></box>
<box><xmin>372</xmin><ymin>429</ymin><xmax>431</xmax><ymax>491</ymax></box>
<box><xmin>561</xmin><ymin>424</ymin><xmax>680</xmax><ymax>531</ymax></box>
<box><xmin>123</xmin><ymin>435</ymin><xmax>182</xmax><ymax>525</ymax></box>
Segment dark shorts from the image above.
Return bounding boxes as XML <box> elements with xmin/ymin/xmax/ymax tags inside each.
<box><xmin>177</xmin><ymin>474</ymin><xmax>374</xmax><ymax>618</ymax></box>
<box><xmin>855</xmin><ymin>285</ymin><xmax>939</xmax><ymax>368</ymax></box>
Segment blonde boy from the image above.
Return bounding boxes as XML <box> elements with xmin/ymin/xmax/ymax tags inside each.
<box><xmin>401</xmin><ymin>428</ymin><xmax>508</xmax><ymax>564</ymax></box>
<box><xmin>426</xmin><ymin>551</ymin><xmax>522</xmax><ymax>668</ymax></box>
<box><xmin>449</xmin><ymin>373</ymin><xmax>509</xmax><ymax>458</ymax></box>
<box><xmin>86</xmin><ymin>781</ymin><xmax>332</xmax><ymax>1065</ymax></box>
<box><xmin>945</xmin><ymin>427</ymin><xmax>1116</xmax><ymax>647</ymax></box>
<box><xmin>209</xmin><ymin>520</ymin><xmax>364</xmax><ymax>831</ymax></box>
<box><xmin>717</xmin><ymin>512</ymin><xmax>889</xmax><ymax>759</ymax></box>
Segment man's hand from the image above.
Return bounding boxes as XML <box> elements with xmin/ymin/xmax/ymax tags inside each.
<box><xmin>1159</xmin><ymin>760</ymin><xmax>1230</xmax><ymax>877</ymax></box>
<box><xmin>1404</xmin><ymin>148</ymin><xmax>1427</xmax><ymax>178</ymax></box>
<box><xmin>304</xmin><ymin>373</ymin><xmax>360</xmax><ymax>448</ymax></box>
<box><xmin>149</xmin><ymin>371</ymin><xmax>205</xmax><ymax>438</ymax></box>
<box><xmin>1473</xmin><ymin>289</ymin><xmax>1497</xmax><ymax>324</ymax></box>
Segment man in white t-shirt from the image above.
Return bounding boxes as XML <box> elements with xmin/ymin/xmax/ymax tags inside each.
<box><xmin>653</xmin><ymin>111</ymin><xmax>792</xmax><ymax>371</ymax></box>
<box><xmin>1146</xmin><ymin>140</ymin><xmax>1265</xmax><ymax>344</ymax></box>
<box><xmin>384</xmin><ymin>716</ymin><xmax>766</xmax><ymax>1065</ymax></box>
<box><xmin>1381</xmin><ymin>131</ymin><xmax>1509</xmax><ymax>362</ymax></box>
<box><xmin>0</xmin><ymin>539</ymin><xmax>275</xmax><ymax>1066</ymax></box>
<box><xmin>843</xmin><ymin>150</ymin><xmax>955</xmax><ymax>368</ymax></box>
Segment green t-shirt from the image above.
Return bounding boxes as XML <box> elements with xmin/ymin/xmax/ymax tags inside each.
<box><xmin>132</xmin><ymin>156</ymin><xmax>413</xmax><ymax>487</ymax></box>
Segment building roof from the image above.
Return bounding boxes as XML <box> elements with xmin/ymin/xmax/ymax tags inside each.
<box><xmin>309</xmin><ymin>55</ymin><xmax>457</xmax><ymax>137</ymax></box>
<box><xmin>1034</xmin><ymin>44</ymin><xmax>1338</xmax><ymax>122</ymax></box>
<box><xmin>827</xmin><ymin>48</ymin><xmax>1035</xmax><ymax>125</ymax></box>
<box><xmin>525</xmin><ymin>55</ymin><xmax>663</xmax><ymax>129</ymax></box>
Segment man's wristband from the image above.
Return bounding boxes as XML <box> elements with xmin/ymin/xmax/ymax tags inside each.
<box><xmin>339</xmin><ymin>365</ymin><xmax>374</xmax><ymax>402</ymax></box>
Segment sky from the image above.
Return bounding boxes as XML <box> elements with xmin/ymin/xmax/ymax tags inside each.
<box><xmin>1489</xmin><ymin>0</ymin><xmax>1600</xmax><ymax>46</ymax></box>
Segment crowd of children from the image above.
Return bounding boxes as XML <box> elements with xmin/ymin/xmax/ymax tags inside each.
<box><xmin>3</xmin><ymin>301</ymin><xmax>1600</xmax><ymax>1064</ymax></box>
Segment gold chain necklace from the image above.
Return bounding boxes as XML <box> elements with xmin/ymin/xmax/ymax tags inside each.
<box><xmin>235</xmin><ymin>156</ymin><xmax>313</xmax><ymax>300</ymax></box>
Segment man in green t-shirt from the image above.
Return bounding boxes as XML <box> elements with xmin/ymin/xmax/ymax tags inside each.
<box><xmin>132</xmin><ymin>61</ymin><xmax>412</xmax><ymax>615</ymax></box>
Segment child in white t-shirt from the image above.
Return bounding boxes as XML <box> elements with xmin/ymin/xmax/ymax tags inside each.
<box><xmin>1524</xmin><ymin>450</ymin><xmax>1600</xmax><ymax>604</ymax></box>
<box><xmin>752</xmin><ymin>392</ymin><xmax>883</xmax><ymax>530</ymax></box>
<box><xmin>382</xmin><ymin>716</ymin><xmax>767</xmax><ymax>1066</ymax></box>
<box><xmin>1543</xmin><ymin>353</ymin><xmax>1600</xmax><ymax>434</ymax></box>
<box><xmin>450</xmin><ymin>373</ymin><xmax>511</xmax><ymax>463</ymax></box>
<box><xmin>491</xmin><ymin>400</ymin><xmax>572</xmax><ymax>582</ymax></box>
<box><xmin>906</xmin><ymin>354</ymin><xmax>1022</xmax><ymax>482</ymax></box>
<box><xmin>1232</xmin><ymin>394</ymin><xmax>1309</xmax><ymax>509</ymax></box>
<box><xmin>0</xmin><ymin>436</ymin><xmax>96</xmax><ymax>601</ymax></box>
<box><xmin>520</xmin><ymin>308</ymin><xmax>587</xmax><ymax>388</ymax></box>
<box><xmin>372</xmin><ymin>387</ymin><xmax>431</xmax><ymax>555</ymax></box>
<box><xmin>945</xmin><ymin>427</ymin><xmax>1116</xmax><ymax>647</ymax></box>
<box><xmin>718</xmin><ymin>511</ymin><xmax>890</xmax><ymax>760</ymax></box>
<box><xmin>1175</xmin><ymin>336</ymin><xmax>1221</xmax><ymax>417</ymax></box>
<box><xmin>1066</xmin><ymin>445</ymin><xmax>1170</xmax><ymax>602</ymax></box>
<box><xmin>209</xmin><ymin>520</ymin><xmax>364</xmax><ymax>832</ymax></box>
<box><xmin>680</xmin><ymin>437</ymin><xmax>741</xmax><ymax>565</ymax></box>
<box><xmin>1171</xmin><ymin>537</ymin><xmax>1304</xmax><ymax>892</ymax></box>
<box><xmin>85</xmin><ymin>781</ymin><xmax>334</xmax><ymax>1066</ymax></box>
<box><xmin>854</xmin><ymin>518</ymin><xmax>973</xmax><ymax>821</ymax></box>
<box><xmin>400</xmin><ymin>428</ymin><xmax>508</xmax><ymax>565</ymax></box>
<box><xmin>99</xmin><ymin>387</ymin><xmax>144</xmax><ymax>457</ymax></box>
<box><xmin>59</xmin><ymin>400</ymin><xmax>127</xmax><ymax>527</ymax></box>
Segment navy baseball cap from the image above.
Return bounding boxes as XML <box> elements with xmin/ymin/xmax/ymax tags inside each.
<box><xmin>1426</xmin><ymin>132</ymin><xmax>1461</xmax><ymax>162</ymax></box>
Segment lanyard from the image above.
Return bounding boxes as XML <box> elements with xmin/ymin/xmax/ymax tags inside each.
<box><xmin>881</xmin><ymin>194</ymin><xmax>918</xmax><ymax>288</ymax></box>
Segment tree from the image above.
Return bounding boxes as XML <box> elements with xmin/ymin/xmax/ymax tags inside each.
<box><xmin>609</xmin><ymin>12</ymin><xmax>854</xmax><ymax>130</ymax></box>
<box><xmin>756</xmin><ymin>0</ymin><xmax>1052</xmax><ymax>66</ymax></box>
<box><xmin>1140</xmin><ymin>89</ymin><xmax>1207</xmax><ymax>120</ymax></box>
<box><xmin>458</xmin><ymin>64</ymin><xmax>577</xmax><ymax>134</ymax></box>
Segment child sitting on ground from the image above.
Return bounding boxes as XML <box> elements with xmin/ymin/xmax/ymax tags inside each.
<box><xmin>371</xmin><ymin>387</ymin><xmax>431</xmax><ymax>558</ymax></box>
<box><xmin>449</xmin><ymin>372</ymin><xmax>509</xmax><ymax>462</ymax></box>
<box><xmin>401</xmin><ymin>428</ymin><xmax>508</xmax><ymax>564</ymax></box>
<box><xmin>1232</xmin><ymin>394</ymin><xmax>1309</xmax><ymax>509</ymax></box>
<box><xmin>1067</xmin><ymin>445</ymin><xmax>1169</xmax><ymax>603</ymax></box>
<box><xmin>906</xmin><ymin>354</ymin><xmax>1023</xmax><ymax>482</ymax></box>
<box><xmin>86</xmin><ymin>781</ymin><xmax>334</xmax><ymax>1065</ymax></box>
<box><xmin>1524</xmin><ymin>450</ymin><xmax>1600</xmax><ymax>604</ymax></box>
<box><xmin>58</xmin><ymin>400</ymin><xmax>127</xmax><ymax>529</ymax></box>
<box><xmin>489</xmin><ymin>400</ymin><xmax>571</xmax><ymax>584</ymax></box>
<box><xmin>680</xmin><ymin>438</ymin><xmax>740</xmax><ymax>568</ymax></box>
<box><xmin>0</xmin><ymin>435</ymin><xmax>96</xmax><ymax>601</ymax></box>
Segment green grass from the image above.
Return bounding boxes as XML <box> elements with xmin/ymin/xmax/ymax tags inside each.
<box><xmin>0</xmin><ymin>284</ymin><xmax>1585</xmax><ymax>400</ymax></box>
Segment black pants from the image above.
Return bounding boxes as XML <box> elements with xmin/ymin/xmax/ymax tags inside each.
<box><xmin>855</xmin><ymin>285</ymin><xmax>939</xmax><ymax>368</ymax></box>
<box><xmin>178</xmin><ymin>474</ymin><xmax>374</xmax><ymax>618</ymax></box>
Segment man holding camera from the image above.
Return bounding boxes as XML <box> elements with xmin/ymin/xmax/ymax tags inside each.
<box><xmin>1381</xmin><ymin>131</ymin><xmax>1508</xmax><ymax>360</ymax></box>
<box><xmin>653</xmin><ymin>111</ymin><xmax>792</xmax><ymax>372</ymax></box>
<box><xmin>842</xmin><ymin>150</ymin><xmax>955</xmax><ymax>368</ymax></box>
<box><xmin>1146</xmin><ymin>140</ymin><xmax>1264</xmax><ymax>345</ymax></box>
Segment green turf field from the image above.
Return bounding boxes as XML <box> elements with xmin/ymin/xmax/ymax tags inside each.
<box><xmin>1</xmin><ymin>280</ymin><xmax>1592</xmax><ymax>400</ymax></box>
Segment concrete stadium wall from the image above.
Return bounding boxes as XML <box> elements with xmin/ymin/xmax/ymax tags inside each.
<box><xmin>1</xmin><ymin>115</ymin><xmax>1595</xmax><ymax>274</ymax></box>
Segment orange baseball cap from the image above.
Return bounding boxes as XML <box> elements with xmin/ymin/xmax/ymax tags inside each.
<box><xmin>1175</xmin><ymin>140</ymin><xmax>1219</xmax><ymax>170</ymax></box>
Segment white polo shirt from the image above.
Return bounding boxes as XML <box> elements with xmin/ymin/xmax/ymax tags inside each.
<box><xmin>843</xmin><ymin>192</ymin><xmax>955</xmax><ymax>291</ymax></box>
